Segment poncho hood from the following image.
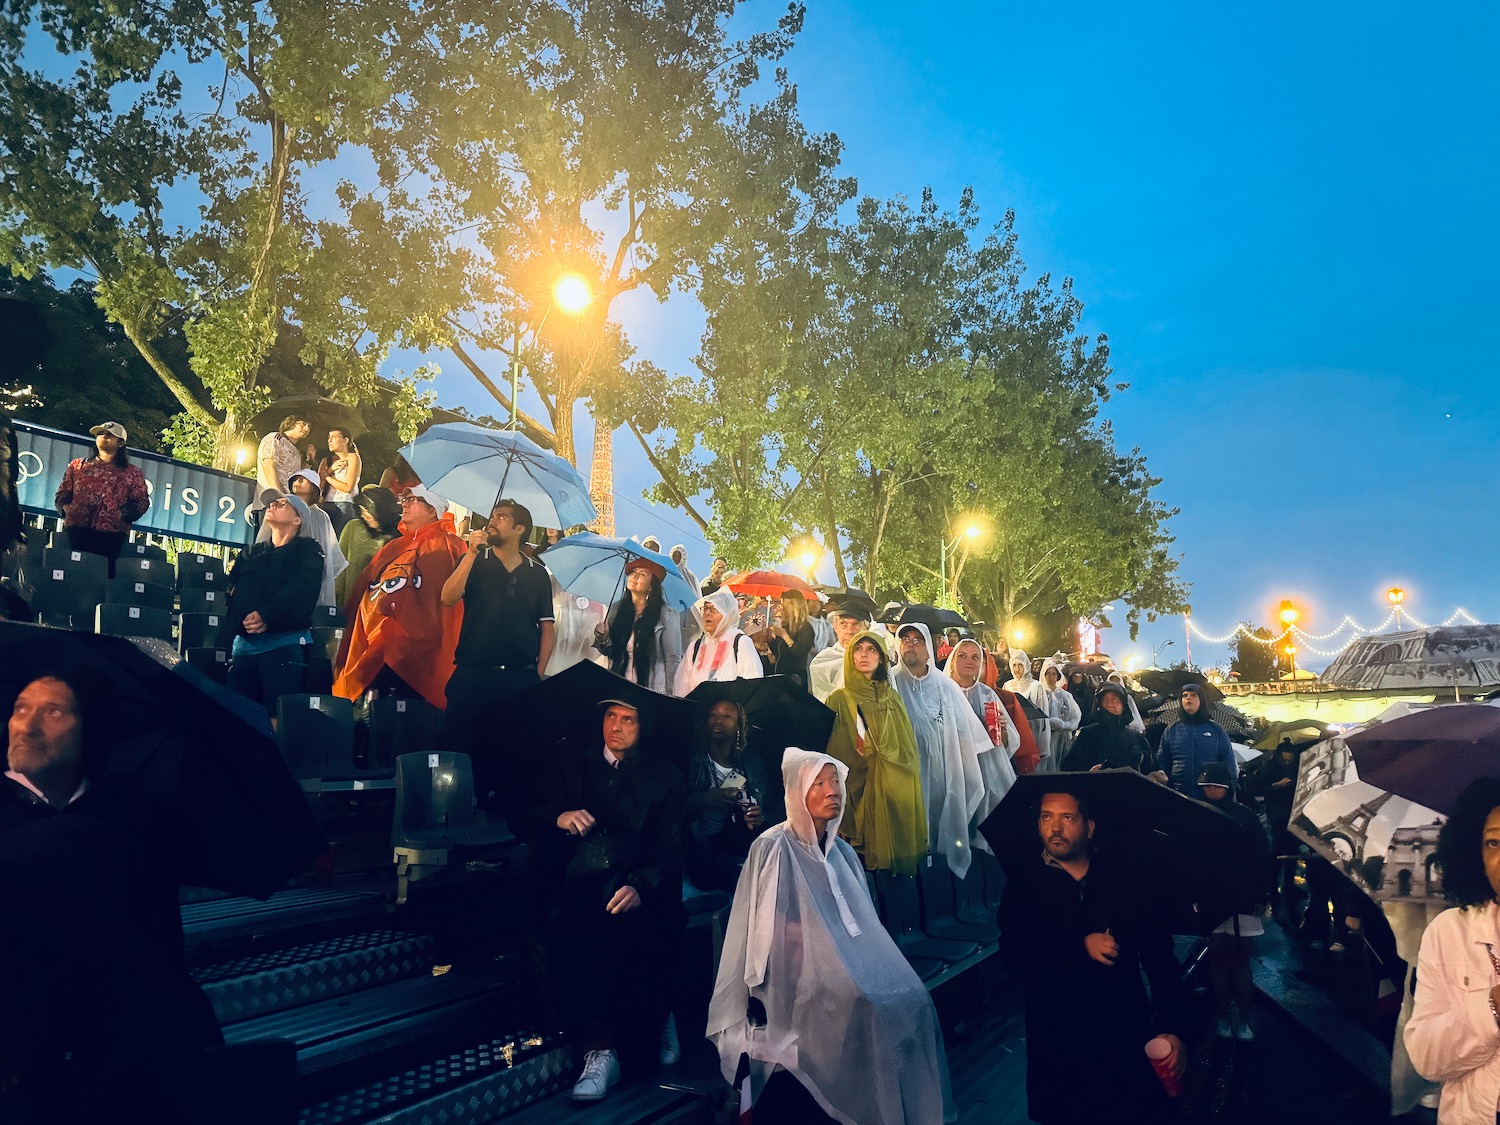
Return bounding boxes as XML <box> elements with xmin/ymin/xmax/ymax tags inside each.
<box><xmin>782</xmin><ymin>747</ymin><xmax>850</xmax><ymax>858</ymax></box>
<box><xmin>691</xmin><ymin>586</ymin><xmax>741</xmax><ymax>639</ymax></box>
<box><xmin>894</xmin><ymin>620</ymin><xmax>935</xmax><ymax>675</ymax></box>
<box><xmin>943</xmin><ymin>638</ymin><xmax>987</xmax><ymax>689</ymax></box>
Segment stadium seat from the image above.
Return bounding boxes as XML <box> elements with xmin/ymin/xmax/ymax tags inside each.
<box><xmin>114</xmin><ymin>556</ymin><xmax>174</xmax><ymax>587</ymax></box>
<box><xmin>95</xmin><ymin>603</ymin><xmax>174</xmax><ymax>642</ymax></box>
<box><xmin>918</xmin><ymin>855</ymin><xmax>999</xmax><ymax>943</ymax></box>
<box><xmin>310</xmin><ymin>625</ymin><xmax>344</xmax><ymax>666</ymax></box>
<box><xmin>120</xmin><ymin>539</ymin><xmax>169</xmax><ymax>562</ymax></box>
<box><xmin>41</xmin><ymin>547</ymin><xmax>108</xmax><ymax>584</ymax></box>
<box><xmin>391</xmin><ymin>751</ymin><xmax>516</xmax><ymax>903</ymax></box>
<box><xmin>311</xmin><ymin>603</ymin><xmax>345</xmax><ymax>628</ymax></box>
<box><xmin>177</xmin><ymin>553</ymin><xmax>227</xmax><ymax>590</ymax></box>
<box><xmin>874</xmin><ymin>870</ymin><xmax>977</xmax><ymax>971</ymax></box>
<box><xmin>366</xmin><ymin>697</ymin><xmax>440</xmax><ymax>773</ymax></box>
<box><xmin>179</xmin><ymin>586</ymin><xmax>230</xmax><ymax>617</ymax></box>
<box><xmin>178</xmin><ymin>611</ymin><xmax>235</xmax><ymax>652</ymax></box>
<box><xmin>183</xmin><ymin>646</ymin><xmax>231</xmax><ymax>685</ymax></box>
<box><xmin>30</xmin><ymin>566</ymin><xmax>105</xmax><ymax>625</ymax></box>
<box><xmin>103</xmin><ymin>576</ymin><xmax>174</xmax><ymax>612</ymax></box>
<box><xmin>274</xmin><ymin>694</ymin><xmax>354</xmax><ymax>781</ymax></box>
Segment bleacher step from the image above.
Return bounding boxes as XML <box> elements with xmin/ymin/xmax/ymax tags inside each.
<box><xmin>222</xmin><ymin>971</ymin><xmax>514</xmax><ymax>1099</ymax></box>
<box><xmin>299</xmin><ymin>1037</ymin><xmax>573</xmax><ymax>1125</ymax></box>
<box><xmin>183</xmin><ymin>887</ymin><xmax>388</xmax><ymax>958</ymax></box>
<box><xmin>193</xmin><ymin>929</ymin><xmax>436</xmax><ymax>1023</ymax></box>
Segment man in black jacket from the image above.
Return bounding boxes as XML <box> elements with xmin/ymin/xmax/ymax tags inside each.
<box><xmin>512</xmin><ymin>700</ymin><xmax>686</xmax><ymax>1103</ymax></box>
<box><xmin>998</xmin><ymin>789</ymin><xmax>1187</xmax><ymax>1125</ymax></box>
<box><xmin>225</xmin><ymin>491</ymin><xmax>324</xmax><ymax>713</ymax></box>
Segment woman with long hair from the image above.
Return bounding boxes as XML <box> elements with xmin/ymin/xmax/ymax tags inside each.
<box><xmin>823</xmin><ymin>631</ymin><xmax>927</xmax><ymax>874</ymax></box>
<box><xmin>1406</xmin><ymin>776</ymin><xmax>1500</xmax><ymax>1122</ymax></box>
<box><xmin>761</xmin><ymin>589</ymin><xmax>817</xmax><ymax>689</ymax></box>
<box><xmin>593</xmin><ymin>558</ymin><xmax>683</xmax><ymax>693</ymax></box>
<box><xmin>53</xmin><ymin>421</ymin><xmax>150</xmax><ymax>575</ymax></box>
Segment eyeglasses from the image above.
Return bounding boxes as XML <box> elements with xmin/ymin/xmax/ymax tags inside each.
<box><xmin>266</xmin><ymin>498</ymin><xmax>290</xmax><ymax>510</ymax></box>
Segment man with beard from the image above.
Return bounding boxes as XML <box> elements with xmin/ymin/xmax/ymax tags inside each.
<box><xmin>999</xmin><ymin>789</ymin><xmax>1187</xmax><ymax>1125</ymax></box>
<box><xmin>890</xmin><ymin>622</ymin><xmax>1006</xmax><ymax>878</ymax></box>
<box><xmin>807</xmin><ymin>601</ymin><xmax>869</xmax><ymax>703</ymax></box>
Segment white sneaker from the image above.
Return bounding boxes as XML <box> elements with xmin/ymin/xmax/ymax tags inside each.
<box><xmin>659</xmin><ymin>1012</ymin><xmax>681</xmax><ymax>1067</ymax></box>
<box><xmin>570</xmin><ymin>1049</ymin><xmax>620</xmax><ymax>1101</ymax></box>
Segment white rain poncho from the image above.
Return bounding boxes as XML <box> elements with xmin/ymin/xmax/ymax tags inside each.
<box><xmin>673</xmin><ymin>586</ymin><xmax>763</xmax><ymax>696</ymax></box>
<box><xmin>256</xmin><ymin>487</ymin><xmax>346</xmax><ymax>607</ymax></box>
<box><xmin>889</xmin><ymin>622</ymin><xmax>994</xmax><ymax>878</ymax></box>
<box><xmin>807</xmin><ymin>642</ymin><xmax>846</xmax><ymax>703</ymax></box>
<box><xmin>1038</xmin><ymin>657</ymin><xmax>1083</xmax><ymax>764</ymax></box>
<box><xmin>706</xmin><ymin>748</ymin><xmax>953</xmax><ymax>1125</ymax></box>
<box><xmin>943</xmin><ymin>638</ymin><xmax>1021</xmax><ymax>823</ymax></box>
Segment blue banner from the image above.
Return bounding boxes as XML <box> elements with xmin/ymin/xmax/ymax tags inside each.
<box><xmin>14</xmin><ymin>421</ymin><xmax>258</xmax><ymax>548</ymax></box>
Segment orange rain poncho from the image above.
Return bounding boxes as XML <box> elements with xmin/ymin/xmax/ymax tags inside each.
<box><xmin>334</xmin><ymin>521</ymin><xmax>465</xmax><ymax>708</ymax></box>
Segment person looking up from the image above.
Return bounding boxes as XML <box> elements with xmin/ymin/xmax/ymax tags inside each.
<box><xmin>1157</xmin><ymin>684</ymin><xmax>1237</xmax><ymax>797</ymax></box>
<box><xmin>257</xmin><ymin>416</ymin><xmax>309</xmax><ymax>496</ymax></box>
<box><xmin>807</xmin><ymin>602</ymin><xmax>869</xmax><ymax>702</ymax></box>
<box><xmin>593</xmin><ymin>557</ymin><xmax>682</xmax><ymax>693</ymax></box>
<box><xmin>683</xmin><ymin>700</ymin><xmax>780</xmax><ymax>891</ymax></box>
<box><xmin>674</xmin><ymin>587</ymin><xmax>762</xmax><ymax>696</ymax></box>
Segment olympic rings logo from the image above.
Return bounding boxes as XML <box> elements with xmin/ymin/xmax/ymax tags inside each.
<box><xmin>16</xmin><ymin>452</ymin><xmax>42</xmax><ymax>484</ymax></box>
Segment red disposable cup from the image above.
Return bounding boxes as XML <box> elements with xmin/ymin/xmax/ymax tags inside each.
<box><xmin>1145</xmin><ymin>1036</ymin><xmax>1182</xmax><ymax>1098</ymax></box>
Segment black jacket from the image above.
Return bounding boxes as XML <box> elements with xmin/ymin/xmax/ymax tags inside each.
<box><xmin>513</xmin><ymin>745</ymin><xmax>686</xmax><ymax>928</ymax></box>
<box><xmin>998</xmin><ymin>853</ymin><xmax>1186</xmax><ymax>1123</ymax></box>
<box><xmin>1064</xmin><ymin>711</ymin><xmax>1157</xmax><ymax>774</ymax></box>
<box><xmin>226</xmin><ymin>536</ymin><xmax>324</xmax><ymax>636</ymax></box>
<box><xmin>682</xmin><ymin>746</ymin><xmax>784</xmax><ymax>888</ymax></box>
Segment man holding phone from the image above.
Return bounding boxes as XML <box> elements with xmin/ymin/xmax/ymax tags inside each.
<box><xmin>441</xmin><ymin>498</ymin><xmax>555</xmax><ymax>751</ymax></box>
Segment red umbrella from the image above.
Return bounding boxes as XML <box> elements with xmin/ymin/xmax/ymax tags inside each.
<box><xmin>723</xmin><ymin>570</ymin><xmax>816</xmax><ymax>598</ymax></box>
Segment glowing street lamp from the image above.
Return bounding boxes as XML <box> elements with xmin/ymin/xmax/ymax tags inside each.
<box><xmin>511</xmin><ymin>273</ymin><xmax>595</xmax><ymax>429</ymax></box>
<box><xmin>791</xmin><ymin>538</ymin><xmax>822</xmax><ymax>582</ymax></box>
<box><xmin>1387</xmin><ymin>587</ymin><xmax>1406</xmax><ymax>630</ymax></box>
<box><xmin>1012</xmin><ymin>627</ymin><xmax>1025</xmax><ymax>644</ymax></box>
<box><xmin>938</xmin><ymin>520</ymin><xmax>985</xmax><ymax>610</ymax></box>
<box><xmin>1283</xmin><ymin>642</ymin><xmax>1298</xmax><ymax>688</ymax></box>
<box><xmin>1278</xmin><ymin>600</ymin><xmax>1299</xmax><ymax>628</ymax></box>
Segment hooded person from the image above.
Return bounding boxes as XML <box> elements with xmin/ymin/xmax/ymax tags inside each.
<box><xmin>257</xmin><ymin>477</ymin><xmax>346</xmax><ymax>607</ymax></box>
<box><xmin>1037</xmin><ymin>657</ymin><xmax>1083</xmax><ymax>768</ymax></box>
<box><xmin>1105</xmin><ymin>672</ymin><xmax>1147</xmax><ymax>733</ymax></box>
<box><xmin>673</xmin><ymin>586</ymin><xmax>763</xmax><ymax>696</ymax></box>
<box><xmin>890</xmin><ymin>623</ymin><xmax>998</xmax><ymax>878</ymax></box>
<box><xmin>943</xmin><ymin>637</ymin><xmax>1034</xmax><ymax>792</ymax></box>
<box><xmin>667</xmin><ymin>543</ymin><xmax>700</xmax><ymax>600</ymax></box>
<box><xmin>1156</xmin><ymin>683</ymin><xmax>1237</xmax><ymax>797</ymax></box>
<box><xmin>824</xmin><ymin>631</ymin><xmax>927</xmax><ymax>875</ymax></box>
<box><xmin>333</xmin><ymin>483</ymin><xmax>466</xmax><ymax>708</ymax></box>
<box><xmin>706</xmin><ymin>748</ymin><xmax>953</xmax><ymax>1125</ymax></box>
<box><xmin>1064</xmin><ymin>682</ymin><xmax>1158</xmax><ymax>774</ymax></box>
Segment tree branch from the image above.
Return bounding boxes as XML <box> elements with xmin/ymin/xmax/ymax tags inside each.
<box><xmin>625</xmin><ymin>421</ymin><xmax>713</xmax><ymax>535</ymax></box>
<box><xmin>449</xmin><ymin>340</ymin><xmax>556</xmax><ymax>441</ymax></box>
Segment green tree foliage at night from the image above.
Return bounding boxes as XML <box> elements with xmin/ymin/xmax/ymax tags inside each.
<box><xmin>1229</xmin><ymin>624</ymin><xmax>1280</xmax><ymax>682</ymax></box>
<box><xmin>634</xmin><ymin>187</ymin><xmax>1188</xmax><ymax>638</ymax></box>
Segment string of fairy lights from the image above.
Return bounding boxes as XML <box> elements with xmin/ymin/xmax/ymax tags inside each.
<box><xmin>1182</xmin><ymin>606</ymin><xmax>1484</xmax><ymax>659</ymax></box>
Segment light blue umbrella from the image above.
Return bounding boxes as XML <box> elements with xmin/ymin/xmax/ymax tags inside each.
<box><xmin>541</xmin><ymin>533</ymin><xmax>698</xmax><ymax>612</ymax></box>
<box><xmin>400</xmin><ymin>423</ymin><xmax>598</xmax><ymax>529</ymax></box>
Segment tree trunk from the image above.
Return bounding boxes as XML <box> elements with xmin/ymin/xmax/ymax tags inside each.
<box><xmin>819</xmin><ymin>468</ymin><xmax>849</xmax><ymax>588</ymax></box>
<box><xmin>121</xmin><ymin>322</ymin><xmax>216</xmax><ymax>429</ymax></box>
<box><xmin>589</xmin><ymin>418</ymin><xmax>614</xmax><ymax>536</ymax></box>
<box><xmin>211</xmin><ymin>413</ymin><xmax>247</xmax><ymax>473</ymax></box>
<box><xmin>553</xmin><ymin>392</ymin><xmax>577</xmax><ymax>467</ymax></box>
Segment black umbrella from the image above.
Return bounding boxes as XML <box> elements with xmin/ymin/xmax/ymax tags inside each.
<box><xmin>878</xmin><ymin>603</ymin><xmax>971</xmax><ymax>631</ymax></box>
<box><xmin>1136</xmin><ymin>669</ymin><xmax>1225</xmax><ymax>705</ymax></box>
<box><xmin>978</xmin><ymin>769</ymin><xmax>1262</xmax><ymax>935</ymax></box>
<box><xmin>814</xmin><ymin>587</ymin><xmax>880</xmax><ymax>621</ymax></box>
<box><xmin>687</xmin><ymin>676</ymin><xmax>836</xmax><ymax>766</ymax></box>
<box><xmin>1346</xmin><ymin>705</ymin><xmax>1500</xmax><ymax>815</ymax></box>
<box><xmin>0</xmin><ymin>623</ymin><xmax>328</xmax><ymax>897</ymax></box>
<box><xmin>1061</xmin><ymin>661</ymin><xmax>1109</xmax><ymax>681</ymax></box>
<box><xmin>474</xmin><ymin>661</ymin><xmax>698</xmax><ymax>808</ymax></box>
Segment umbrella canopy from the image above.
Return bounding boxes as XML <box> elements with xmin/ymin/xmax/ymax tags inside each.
<box><xmin>469</xmin><ymin>660</ymin><xmax>697</xmax><ymax>811</ymax></box>
<box><xmin>978</xmin><ymin>769</ymin><xmax>1263</xmax><ymax>935</ymax></box>
<box><xmin>724</xmin><ymin>570</ymin><xmax>816</xmax><ymax>599</ymax></box>
<box><xmin>400</xmin><ymin>422</ymin><xmax>597</xmax><ymax>529</ymax></box>
<box><xmin>539</xmin><ymin>533</ymin><xmax>697</xmax><ymax>612</ymax></box>
<box><xmin>0</xmin><ymin>623</ymin><xmax>328</xmax><ymax>897</ymax></box>
<box><xmin>1321</xmin><ymin>625</ymin><xmax>1500</xmax><ymax>691</ymax></box>
<box><xmin>1060</xmin><ymin>661</ymin><xmax>1110</xmax><ymax>681</ymax></box>
<box><xmin>1252</xmin><ymin>719</ymin><xmax>1331</xmax><ymax>752</ymax></box>
<box><xmin>1345</xmin><ymin>704</ymin><xmax>1500</xmax><ymax>815</ymax></box>
<box><xmin>877</xmin><ymin>603</ymin><xmax>971</xmax><ymax>631</ymax></box>
<box><xmin>814</xmin><ymin>587</ymin><xmax>879</xmax><ymax>621</ymax></box>
<box><xmin>1136</xmin><ymin>669</ymin><xmax>1225</xmax><ymax>705</ymax></box>
<box><xmin>250</xmin><ymin>394</ymin><xmax>360</xmax><ymax>441</ymax></box>
<box><xmin>687</xmin><ymin>676</ymin><xmax>836</xmax><ymax>768</ymax></box>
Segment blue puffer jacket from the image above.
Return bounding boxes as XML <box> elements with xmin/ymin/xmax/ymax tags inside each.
<box><xmin>1157</xmin><ymin>716</ymin><xmax>1236</xmax><ymax>796</ymax></box>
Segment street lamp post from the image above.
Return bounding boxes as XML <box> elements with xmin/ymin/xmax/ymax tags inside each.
<box><xmin>512</xmin><ymin>273</ymin><xmax>593</xmax><ymax>430</ymax></box>
<box><xmin>938</xmin><ymin>523</ymin><xmax>982</xmax><ymax>610</ymax></box>
<box><xmin>1284</xmin><ymin>643</ymin><xmax>1298</xmax><ymax>689</ymax></box>
<box><xmin>1387</xmin><ymin>587</ymin><xmax>1406</xmax><ymax>630</ymax></box>
<box><xmin>1152</xmin><ymin>638</ymin><xmax>1175</xmax><ymax>666</ymax></box>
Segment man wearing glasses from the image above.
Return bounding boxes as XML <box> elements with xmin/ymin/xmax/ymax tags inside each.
<box><xmin>333</xmin><ymin>484</ymin><xmax>467</xmax><ymax>708</ymax></box>
<box><xmin>440</xmin><ymin>499</ymin><xmax>555</xmax><ymax>753</ymax></box>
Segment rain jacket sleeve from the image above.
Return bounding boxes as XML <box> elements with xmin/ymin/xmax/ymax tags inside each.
<box><xmin>1405</xmin><ymin>905</ymin><xmax>1500</xmax><ymax>1098</ymax></box>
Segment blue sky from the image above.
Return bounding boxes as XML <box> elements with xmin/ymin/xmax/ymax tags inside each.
<box><xmin>539</xmin><ymin>1</ymin><xmax>1497</xmax><ymax>670</ymax></box>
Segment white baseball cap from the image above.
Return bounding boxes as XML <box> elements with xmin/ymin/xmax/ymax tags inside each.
<box><xmin>90</xmin><ymin>421</ymin><xmax>127</xmax><ymax>441</ymax></box>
